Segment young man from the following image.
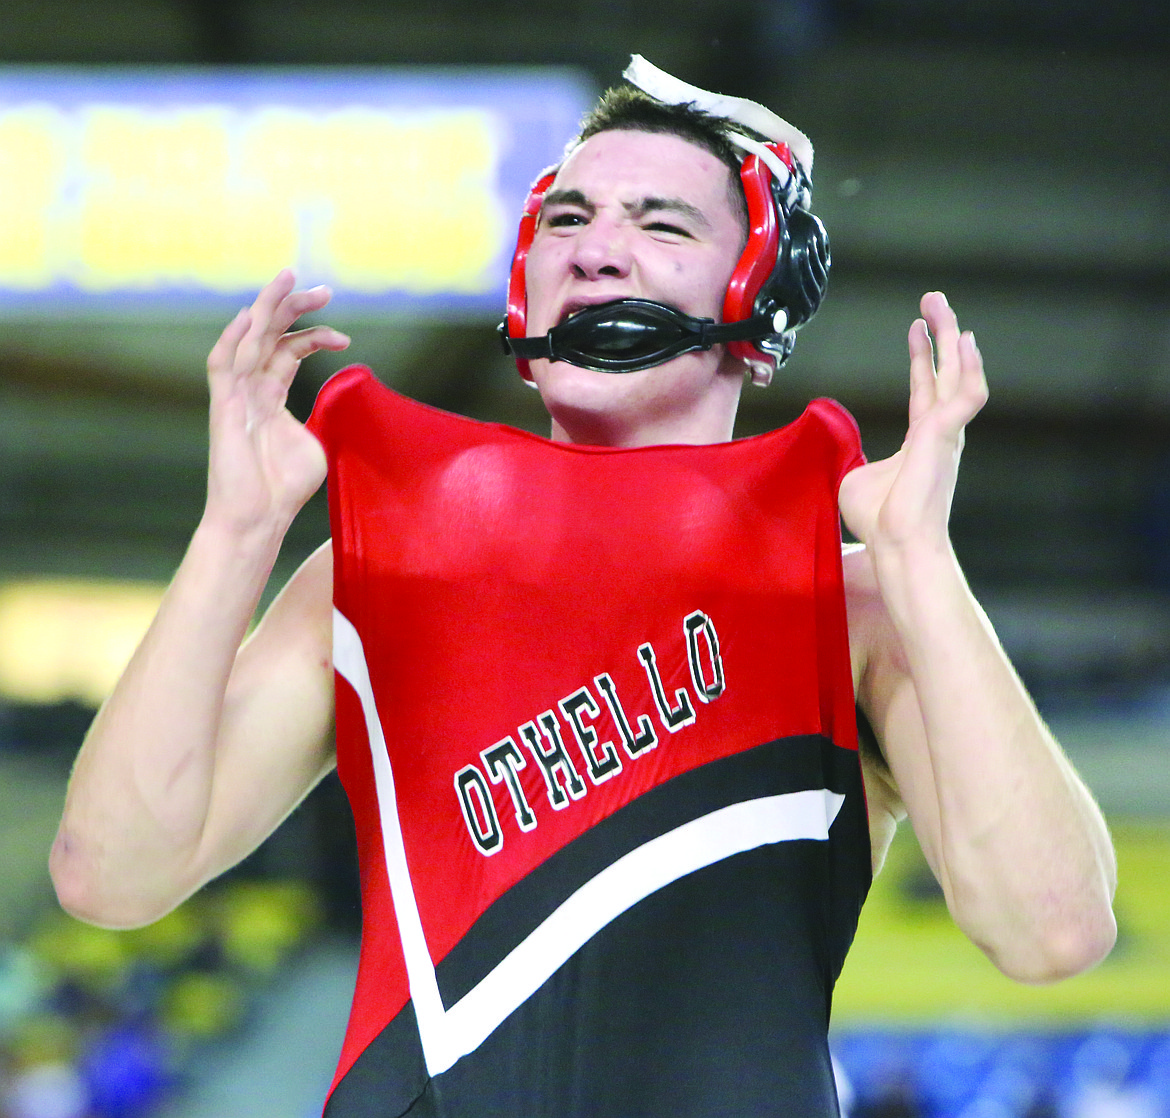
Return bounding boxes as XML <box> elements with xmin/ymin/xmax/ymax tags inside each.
<box><xmin>51</xmin><ymin>62</ymin><xmax>1116</xmax><ymax>1116</ymax></box>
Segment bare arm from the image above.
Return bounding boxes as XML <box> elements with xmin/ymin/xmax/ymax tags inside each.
<box><xmin>841</xmin><ymin>292</ymin><xmax>1117</xmax><ymax>984</ymax></box>
<box><xmin>50</xmin><ymin>271</ymin><xmax>350</xmax><ymax>929</ymax></box>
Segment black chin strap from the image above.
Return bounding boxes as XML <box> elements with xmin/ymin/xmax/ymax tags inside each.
<box><xmin>499</xmin><ymin>298</ymin><xmax>775</xmax><ymax>374</ymax></box>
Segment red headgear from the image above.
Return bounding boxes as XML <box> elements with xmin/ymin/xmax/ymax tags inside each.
<box><xmin>504</xmin><ymin>141</ymin><xmax>802</xmax><ymax>384</ymax></box>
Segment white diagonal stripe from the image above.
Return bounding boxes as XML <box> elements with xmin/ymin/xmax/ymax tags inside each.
<box><xmin>332</xmin><ymin>607</ymin><xmax>845</xmax><ymax>1078</ymax></box>
<box><xmin>439</xmin><ymin>787</ymin><xmax>845</xmax><ymax>1070</ymax></box>
<box><xmin>332</xmin><ymin>611</ymin><xmax>448</xmax><ymax>1059</ymax></box>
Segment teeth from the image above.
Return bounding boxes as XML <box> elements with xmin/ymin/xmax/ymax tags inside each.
<box><xmin>557</xmin><ymin>297</ymin><xmax>624</xmax><ymax>326</ymax></box>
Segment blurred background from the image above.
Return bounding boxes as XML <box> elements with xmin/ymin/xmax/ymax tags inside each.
<box><xmin>1</xmin><ymin>1</ymin><xmax>1168</xmax><ymax>1116</ymax></box>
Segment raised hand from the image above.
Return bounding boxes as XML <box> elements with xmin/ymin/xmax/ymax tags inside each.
<box><xmin>837</xmin><ymin>291</ymin><xmax>988</xmax><ymax>553</ymax></box>
<box><xmin>205</xmin><ymin>269</ymin><xmax>350</xmax><ymax>536</ymax></box>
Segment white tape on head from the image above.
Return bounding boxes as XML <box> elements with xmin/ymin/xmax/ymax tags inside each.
<box><xmin>724</xmin><ymin>129</ymin><xmax>811</xmax><ymax>210</ymax></box>
<box><xmin>623</xmin><ymin>54</ymin><xmax>814</xmax><ymax>175</ymax></box>
<box><xmin>724</xmin><ymin>130</ymin><xmax>792</xmax><ymax>186</ymax></box>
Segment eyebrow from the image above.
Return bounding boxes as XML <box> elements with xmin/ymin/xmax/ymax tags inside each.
<box><xmin>542</xmin><ymin>189</ymin><xmax>712</xmax><ymax>231</ymax></box>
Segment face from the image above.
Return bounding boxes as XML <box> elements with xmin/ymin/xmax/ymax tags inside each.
<box><xmin>523</xmin><ymin>129</ymin><xmax>748</xmax><ymax>448</ymax></box>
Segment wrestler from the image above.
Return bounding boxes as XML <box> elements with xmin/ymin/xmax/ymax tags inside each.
<box><xmin>50</xmin><ymin>58</ymin><xmax>1116</xmax><ymax>1116</ymax></box>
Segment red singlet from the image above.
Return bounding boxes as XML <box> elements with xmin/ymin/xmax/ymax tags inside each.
<box><xmin>308</xmin><ymin>365</ymin><xmax>870</xmax><ymax>1117</ymax></box>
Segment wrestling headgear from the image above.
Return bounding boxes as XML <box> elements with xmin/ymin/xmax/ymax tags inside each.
<box><xmin>499</xmin><ymin>55</ymin><xmax>831</xmax><ymax>387</ymax></box>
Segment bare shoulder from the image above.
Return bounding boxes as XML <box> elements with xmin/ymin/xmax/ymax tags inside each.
<box><xmin>841</xmin><ymin>541</ymin><xmax>879</xmax><ymax>610</ymax></box>
<box><xmin>842</xmin><ymin>542</ymin><xmax>910</xmax><ymax>683</ymax></box>
<box><xmin>221</xmin><ymin>538</ymin><xmax>336</xmax><ymax>783</ymax></box>
<box><xmin>272</xmin><ymin>538</ymin><xmax>333</xmax><ymax>613</ymax></box>
<box><xmin>842</xmin><ymin>542</ymin><xmax>909</xmax><ymax>873</ymax></box>
<box><xmin>241</xmin><ymin>541</ymin><xmax>333</xmax><ymax>661</ymax></box>
<box><xmin>841</xmin><ymin>542</ymin><xmax>884</xmax><ymax>691</ymax></box>
<box><xmin>228</xmin><ymin>540</ymin><xmax>335</xmax><ymax>733</ymax></box>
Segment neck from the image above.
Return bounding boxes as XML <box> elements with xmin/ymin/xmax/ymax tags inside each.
<box><xmin>542</xmin><ymin>354</ymin><xmax>746</xmax><ymax>449</ymax></box>
<box><xmin>551</xmin><ymin>392</ymin><xmax>740</xmax><ymax>449</ymax></box>
<box><xmin>550</xmin><ymin>410</ymin><xmax>735</xmax><ymax>448</ymax></box>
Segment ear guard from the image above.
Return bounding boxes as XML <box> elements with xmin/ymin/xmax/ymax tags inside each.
<box><xmin>722</xmin><ymin>142</ymin><xmax>831</xmax><ymax>385</ymax></box>
<box><xmin>504</xmin><ymin>168</ymin><xmax>557</xmax><ymax>383</ymax></box>
<box><xmin>500</xmin><ymin>141</ymin><xmax>830</xmax><ymax>385</ymax></box>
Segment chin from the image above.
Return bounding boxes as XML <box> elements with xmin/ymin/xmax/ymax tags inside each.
<box><xmin>535</xmin><ymin>361</ymin><xmax>644</xmax><ymax>445</ymax></box>
<box><xmin>534</xmin><ymin>353</ymin><xmax>739</xmax><ymax>449</ymax></box>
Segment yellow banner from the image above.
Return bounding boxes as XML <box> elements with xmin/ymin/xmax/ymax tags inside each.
<box><xmin>1</xmin><ymin>103</ymin><xmax>505</xmax><ymax>295</ymax></box>
<box><xmin>0</xmin><ymin>68</ymin><xmax>592</xmax><ymax>306</ymax></box>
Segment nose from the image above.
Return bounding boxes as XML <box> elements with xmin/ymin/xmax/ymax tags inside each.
<box><xmin>568</xmin><ymin>218</ymin><xmax>632</xmax><ymax>281</ymax></box>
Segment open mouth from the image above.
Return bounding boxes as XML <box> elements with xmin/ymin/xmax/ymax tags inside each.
<box><xmin>556</xmin><ymin>297</ymin><xmax>628</xmax><ymax>327</ymax></box>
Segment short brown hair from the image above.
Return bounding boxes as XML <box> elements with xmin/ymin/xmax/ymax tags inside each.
<box><xmin>575</xmin><ymin>85</ymin><xmax>764</xmax><ymax>230</ymax></box>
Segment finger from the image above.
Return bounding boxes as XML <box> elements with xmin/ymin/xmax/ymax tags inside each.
<box><xmin>920</xmin><ymin>291</ymin><xmax>962</xmax><ymax>397</ymax></box>
<box><xmin>907</xmin><ymin>316</ymin><xmax>936</xmax><ymax>425</ymax></box>
<box><xmin>245</xmin><ymin>269</ymin><xmax>298</xmax><ymax>343</ymax></box>
<box><xmin>230</xmin><ymin>271</ymin><xmax>299</xmax><ymax>375</ymax></box>
<box><xmin>280</xmin><ymin>324</ymin><xmax>351</xmax><ymax>363</ymax></box>
<box><xmin>267</xmin><ymin>283</ymin><xmax>336</xmax><ymax>342</ymax></box>
<box><xmin>956</xmin><ymin>329</ymin><xmax>989</xmax><ymax>419</ymax></box>
<box><xmin>263</xmin><ymin>325</ymin><xmax>352</xmax><ymax>393</ymax></box>
<box><xmin>240</xmin><ymin>281</ymin><xmax>337</xmax><ymax>376</ymax></box>
<box><xmin>207</xmin><ymin>307</ymin><xmax>252</xmax><ymax>379</ymax></box>
<box><xmin>253</xmin><ymin>267</ymin><xmax>298</xmax><ymax>320</ymax></box>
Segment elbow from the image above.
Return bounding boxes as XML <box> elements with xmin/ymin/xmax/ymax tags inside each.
<box><xmin>1044</xmin><ymin>905</ymin><xmax>1119</xmax><ymax>982</ymax></box>
<box><xmin>49</xmin><ymin>829</ymin><xmax>115</xmax><ymax>927</ymax></box>
<box><xmin>49</xmin><ymin>829</ymin><xmax>173</xmax><ymax>930</ymax></box>
<box><xmin>992</xmin><ymin>904</ymin><xmax>1118</xmax><ymax>985</ymax></box>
